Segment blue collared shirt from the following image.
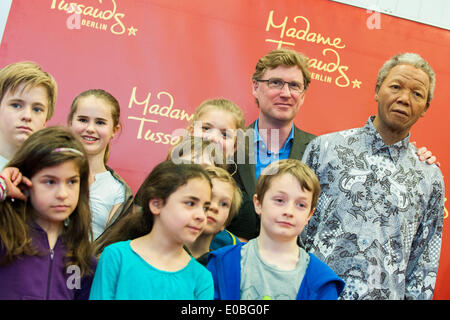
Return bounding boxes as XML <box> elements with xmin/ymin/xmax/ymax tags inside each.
<box><xmin>254</xmin><ymin>119</ymin><xmax>294</xmax><ymax>179</ymax></box>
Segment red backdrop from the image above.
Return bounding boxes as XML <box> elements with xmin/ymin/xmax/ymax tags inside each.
<box><xmin>1</xmin><ymin>0</ymin><xmax>449</xmax><ymax>299</ymax></box>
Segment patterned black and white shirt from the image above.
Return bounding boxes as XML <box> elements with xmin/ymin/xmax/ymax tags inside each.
<box><xmin>301</xmin><ymin>116</ymin><xmax>445</xmax><ymax>300</ymax></box>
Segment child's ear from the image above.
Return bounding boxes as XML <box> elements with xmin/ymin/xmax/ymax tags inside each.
<box><xmin>253</xmin><ymin>194</ymin><xmax>262</xmax><ymax>216</ymax></box>
<box><xmin>149</xmin><ymin>198</ymin><xmax>163</xmax><ymax>215</ymax></box>
<box><xmin>187</xmin><ymin>124</ymin><xmax>194</xmax><ymax>135</ymax></box>
<box><xmin>112</xmin><ymin>124</ymin><xmax>121</xmax><ymax>138</ymax></box>
<box><xmin>307</xmin><ymin>207</ymin><xmax>315</xmax><ymax>221</ymax></box>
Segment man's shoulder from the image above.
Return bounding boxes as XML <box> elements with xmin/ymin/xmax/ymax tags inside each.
<box><xmin>405</xmin><ymin>144</ymin><xmax>444</xmax><ymax>182</ymax></box>
<box><xmin>246</xmin><ymin>121</ymin><xmax>256</xmax><ymax>129</ymax></box>
<box><xmin>293</xmin><ymin>125</ymin><xmax>316</xmax><ymax>141</ymax></box>
<box><xmin>310</xmin><ymin>126</ymin><xmax>364</xmax><ymax>145</ymax></box>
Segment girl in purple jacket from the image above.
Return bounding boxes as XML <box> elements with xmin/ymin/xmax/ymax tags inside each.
<box><xmin>0</xmin><ymin>126</ymin><xmax>96</xmax><ymax>300</ymax></box>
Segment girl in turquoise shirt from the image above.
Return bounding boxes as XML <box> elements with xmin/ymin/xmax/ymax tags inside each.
<box><xmin>89</xmin><ymin>161</ymin><xmax>214</xmax><ymax>300</ymax></box>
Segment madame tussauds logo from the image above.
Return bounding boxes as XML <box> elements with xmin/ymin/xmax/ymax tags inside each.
<box><xmin>51</xmin><ymin>0</ymin><xmax>138</xmax><ymax>36</ymax></box>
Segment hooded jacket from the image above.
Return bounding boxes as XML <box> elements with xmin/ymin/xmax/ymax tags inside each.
<box><xmin>0</xmin><ymin>223</ymin><xmax>96</xmax><ymax>300</ymax></box>
<box><xmin>206</xmin><ymin>243</ymin><xmax>345</xmax><ymax>300</ymax></box>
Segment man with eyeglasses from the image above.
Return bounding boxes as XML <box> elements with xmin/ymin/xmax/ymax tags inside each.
<box><xmin>227</xmin><ymin>48</ymin><xmax>439</xmax><ymax>246</ymax></box>
<box><xmin>228</xmin><ymin>48</ymin><xmax>316</xmax><ymax>241</ymax></box>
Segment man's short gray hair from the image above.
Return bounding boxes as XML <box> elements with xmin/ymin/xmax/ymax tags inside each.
<box><xmin>375</xmin><ymin>53</ymin><xmax>435</xmax><ymax>107</ymax></box>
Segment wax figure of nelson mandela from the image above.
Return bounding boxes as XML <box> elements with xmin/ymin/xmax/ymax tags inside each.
<box><xmin>301</xmin><ymin>53</ymin><xmax>445</xmax><ymax>300</ymax></box>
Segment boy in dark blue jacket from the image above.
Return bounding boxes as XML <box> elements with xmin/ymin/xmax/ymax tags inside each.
<box><xmin>206</xmin><ymin>159</ymin><xmax>345</xmax><ymax>300</ymax></box>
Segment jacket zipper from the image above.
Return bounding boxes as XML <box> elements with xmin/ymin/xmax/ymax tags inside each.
<box><xmin>46</xmin><ymin>249</ymin><xmax>54</xmax><ymax>300</ymax></box>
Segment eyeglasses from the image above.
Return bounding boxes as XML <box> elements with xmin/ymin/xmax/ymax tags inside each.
<box><xmin>256</xmin><ymin>78</ymin><xmax>305</xmax><ymax>93</ymax></box>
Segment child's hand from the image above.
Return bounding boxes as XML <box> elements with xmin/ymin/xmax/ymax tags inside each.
<box><xmin>0</xmin><ymin>167</ymin><xmax>32</xmax><ymax>201</ymax></box>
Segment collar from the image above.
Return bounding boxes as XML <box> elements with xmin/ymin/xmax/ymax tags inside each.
<box><xmin>29</xmin><ymin>221</ymin><xmax>64</xmax><ymax>251</ymax></box>
<box><xmin>364</xmin><ymin>116</ymin><xmax>410</xmax><ymax>163</ymax></box>
<box><xmin>254</xmin><ymin>118</ymin><xmax>295</xmax><ymax>153</ymax></box>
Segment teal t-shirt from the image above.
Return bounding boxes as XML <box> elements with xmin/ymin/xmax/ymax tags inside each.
<box><xmin>89</xmin><ymin>240</ymin><xmax>214</xmax><ymax>300</ymax></box>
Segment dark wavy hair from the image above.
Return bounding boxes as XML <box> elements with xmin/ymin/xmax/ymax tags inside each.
<box><xmin>94</xmin><ymin>161</ymin><xmax>212</xmax><ymax>255</ymax></box>
<box><xmin>0</xmin><ymin>126</ymin><xmax>93</xmax><ymax>276</ymax></box>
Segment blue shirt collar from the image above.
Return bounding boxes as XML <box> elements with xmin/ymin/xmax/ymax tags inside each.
<box><xmin>254</xmin><ymin>118</ymin><xmax>295</xmax><ymax>153</ymax></box>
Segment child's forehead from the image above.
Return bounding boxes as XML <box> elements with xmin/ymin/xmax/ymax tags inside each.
<box><xmin>197</xmin><ymin>108</ymin><xmax>238</xmax><ymax>129</ymax></box>
<box><xmin>76</xmin><ymin>95</ymin><xmax>113</xmax><ymax>110</ymax></box>
<box><xmin>211</xmin><ymin>178</ymin><xmax>234</xmax><ymax>196</ymax></box>
<box><xmin>74</xmin><ymin>96</ymin><xmax>114</xmax><ymax>117</ymax></box>
<box><xmin>267</xmin><ymin>173</ymin><xmax>310</xmax><ymax>193</ymax></box>
<box><xmin>33</xmin><ymin>160</ymin><xmax>80</xmax><ymax>178</ymax></box>
<box><xmin>174</xmin><ymin>177</ymin><xmax>212</xmax><ymax>196</ymax></box>
<box><xmin>5</xmin><ymin>82</ymin><xmax>49</xmax><ymax>99</ymax></box>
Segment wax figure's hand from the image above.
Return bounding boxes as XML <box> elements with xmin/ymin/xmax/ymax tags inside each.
<box><xmin>412</xmin><ymin>142</ymin><xmax>440</xmax><ymax>167</ymax></box>
<box><xmin>0</xmin><ymin>167</ymin><xmax>32</xmax><ymax>201</ymax></box>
